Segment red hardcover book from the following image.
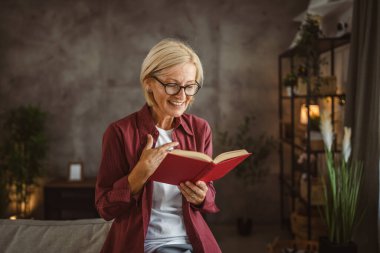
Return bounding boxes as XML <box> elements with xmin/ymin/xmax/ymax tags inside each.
<box><xmin>149</xmin><ymin>149</ymin><xmax>252</xmax><ymax>185</ymax></box>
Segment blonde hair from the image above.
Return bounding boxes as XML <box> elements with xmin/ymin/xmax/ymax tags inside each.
<box><xmin>140</xmin><ymin>38</ymin><xmax>204</xmax><ymax>106</ymax></box>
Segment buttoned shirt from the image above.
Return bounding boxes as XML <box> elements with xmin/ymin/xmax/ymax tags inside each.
<box><xmin>95</xmin><ymin>104</ymin><xmax>221</xmax><ymax>253</ymax></box>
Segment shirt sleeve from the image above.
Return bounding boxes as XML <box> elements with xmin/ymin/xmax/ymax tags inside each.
<box><xmin>191</xmin><ymin>121</ymin><xmax>220</xmax><ymax>213</ymax></box>
<box><xmin>95</xmin><ymin>124</ymin><xmax>140</xmax><ymax>221</ymax></box>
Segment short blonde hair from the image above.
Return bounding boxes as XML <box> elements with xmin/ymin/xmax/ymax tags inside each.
<box><xmin>140</xmin><ymin>38</ymin><xmax>204</xmax><ymax>106</ymax></box>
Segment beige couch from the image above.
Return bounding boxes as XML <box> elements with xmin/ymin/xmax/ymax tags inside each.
<box><xmin>0</xmin><ymin>218</ymin><xmax>112</xmax><ymax>253</ymax></box>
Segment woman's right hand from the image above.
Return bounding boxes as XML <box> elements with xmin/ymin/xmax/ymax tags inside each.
<box><xmin>128</xmin><ymin>134</ymin><xmax>178</xmax><ymax>194</ymax></box>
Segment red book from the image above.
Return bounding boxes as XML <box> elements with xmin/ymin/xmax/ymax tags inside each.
<box><xmin>149</xmin><ymin>149</ymin><xmax>252</xmax><ymax>185</ymax></box>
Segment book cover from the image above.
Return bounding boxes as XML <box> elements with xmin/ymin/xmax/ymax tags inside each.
<box><xmin>149</xmin><ymin>149</ymin><xmax>252</xmax><ymax>185</ymax></box>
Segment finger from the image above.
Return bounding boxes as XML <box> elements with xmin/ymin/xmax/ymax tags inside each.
<box><xmin>179</xmin><ymin>186</ymin><xmax>198</xmax><ymax>203</ymax></box>
<box><xmin>195</xmin><ymin>181</ymin><xmax>208</xmax><ymax>192</ymax></box>
<box><xmin>159</xmin><ymin>141</ymin><xmax>179</xmax><ymax>152</ymax></box>
<box><xmin>179</xmin><ymin>183</ymin><xmax>194</xmax><ymax>196</ymax></box>
<box><xmin>185</xmin><ymin>181</ymin><xmax>203</xmax><ymax>195</ymax></box>
<box><xmin>178</xmin><ymin>186</ymin><xmax>191</xmax><ymax>199</ymax></box>
<box><xmin>145</xmin><ymin>134</ymin><xmax>154</xmax><ymax>150</ymax></box>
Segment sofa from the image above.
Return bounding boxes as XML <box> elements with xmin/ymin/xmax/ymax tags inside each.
<box><xmin>0</xmin><ymin>218</ymin><xmax>112</xmax><ymax>253</ymax></box>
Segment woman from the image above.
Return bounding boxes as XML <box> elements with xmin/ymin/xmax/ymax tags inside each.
<box><xmin>95</xmin><ymin>38</ymin><xmax>221</xmax><ymax>253</ymax></box>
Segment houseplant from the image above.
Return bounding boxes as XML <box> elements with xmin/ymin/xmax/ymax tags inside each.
<box><xmin>217</xmin><ymin>115</ymin><xmax>275</xmax><ymax>236</ymax></box>
<box><xmin>319</xmin><ymin>111</ymin><xmax>364</xmax><ymax>253</ymax></box>
<box><xmin>0</xmin><ymin>105</ymin><xmax>48</xmax><ymax>218</ymax></box>
<box><xmin>296</xmin><ymin>14</ymin><xmax>335</xmax><ymax>95</ymax></box>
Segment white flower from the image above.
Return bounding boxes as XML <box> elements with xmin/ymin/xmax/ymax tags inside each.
<box><xmin>342</xmin><ymin>127</ymin><xmax>352</xmax><ymax>162</ymax></box>
<box><xmin>320</xmin><ymin>111</ymin><xmax>333</xmax><ymax>151</ymax></box>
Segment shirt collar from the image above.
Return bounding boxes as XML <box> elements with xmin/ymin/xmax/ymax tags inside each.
<box><xmin>136</xmin><ymin>104</ymin><xmax>194</xmax><ymax>137</ymax></box>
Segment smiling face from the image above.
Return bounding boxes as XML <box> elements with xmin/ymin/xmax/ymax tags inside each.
<box><xmin>145</xmin><ymin>62</ymin><xmax>197</xmax><ymax>129</ymax></box>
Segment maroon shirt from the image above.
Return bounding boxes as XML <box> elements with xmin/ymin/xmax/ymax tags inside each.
<box><xmin>95</xmin><ymin>104</ymin><xmax>221</xmax><ymax>253</ymax></box>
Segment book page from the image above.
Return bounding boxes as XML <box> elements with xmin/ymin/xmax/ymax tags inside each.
<box><xmin>170</xmin><ymin>149</ymin><xmax>212</xmax><ymax>162</ymax></box>
<box><xmin>214</xmin><ymin>149</ymin><xmax>249</xmax><ymax>164</ymax></box>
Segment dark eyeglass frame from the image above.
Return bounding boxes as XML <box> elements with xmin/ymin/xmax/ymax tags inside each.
<box><xmin>151</xmin><ymin>76</ymin><xmax>201</xmax><ymax>96</ymax></box>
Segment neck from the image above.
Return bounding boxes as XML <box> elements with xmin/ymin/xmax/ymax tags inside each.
<box><xmin>151</xmin><ymin>107</ymin><xmax>174</xmax><ymax>130</ymax></box>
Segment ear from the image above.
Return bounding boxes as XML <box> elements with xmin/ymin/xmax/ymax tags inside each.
<box><xmin>143</xmin><ymin>78</ymin><xmax>153</xmax><ymax>93</ymax></box>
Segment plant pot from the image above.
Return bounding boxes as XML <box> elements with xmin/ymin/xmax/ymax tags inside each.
<box><xmin>285</xmin><ymin>86</ymin><xmax>295</xmax><ymax>96</ymax></box>
<box><xmin>237</xmin><ymin>217</ymin><xmax>252</xmax><ymax>236</ymax></box>
<box><xmin>319</xmin><ymin>236</ymin><xmax>357</xmax><ymax>253</ymax></box>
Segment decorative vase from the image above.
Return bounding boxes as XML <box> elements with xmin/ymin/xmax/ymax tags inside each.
<box><xmin>319</xmin><ymin>236</ymin><xmax>357</xmax><ymax>253</ymax></box>
<box><xmin>237</xmin><ymin>217</ymin><xmax>252</xmax><ymax>236</ymax></box>
<box><xmin>285</xmin><ymin>86</ymin><xmax>293</xmax><ymax>96</ymax></box>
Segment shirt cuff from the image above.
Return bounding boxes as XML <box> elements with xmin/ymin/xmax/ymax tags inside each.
<box><xmin>112</xmin><ymin>175</ymin><xmax>142</xmax><ymax>204</ymax></box>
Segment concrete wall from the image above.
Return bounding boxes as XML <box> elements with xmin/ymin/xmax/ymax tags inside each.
<box><xmin>0</xmin><ymin>0</ymin><xmax>307</xmax><ymax>223</ymax></box>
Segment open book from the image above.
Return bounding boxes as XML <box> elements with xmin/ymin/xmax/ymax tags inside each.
<box><xmin>149</xmin><ymin>149</ymin><xmax>252</xmax><ymax>185</ymax></box>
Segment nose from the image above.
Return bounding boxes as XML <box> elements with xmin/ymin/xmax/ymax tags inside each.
<box><xmin>174</xmin><ymin>87</ymin><xmax>187</xmax><ymax>98</ymax></box>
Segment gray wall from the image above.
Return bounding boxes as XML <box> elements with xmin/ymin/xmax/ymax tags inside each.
<box><xmin>0</xmin><ymin>0</ymin><xmax>307</xmax><ymax>223</ymax></box>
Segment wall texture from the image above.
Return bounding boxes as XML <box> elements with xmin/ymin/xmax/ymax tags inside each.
<box><xmin>0</xmin><ymin>0</ymin><xmax>307</xmax><ymax>223</ymax></box>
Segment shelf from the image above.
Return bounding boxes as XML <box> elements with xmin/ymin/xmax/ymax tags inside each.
<box><xmin>280</xmin><ymin>34</ymin><xmax>350</xmax><ymax>58</ymax></box>
<box><xmin>282</xmin><ymin>178</ymin><xmax>325</xmax><ymax>208</ymax></box>
<box><xmin>280</xmin><ymin>137</ymin><xmax>342</xmax><ymax>153</ymax></box>
<box><xmin>280</xmin><ymin>137</ymin><xmax>327</xmax><ymax>153</ymax></box>
<box><xmin>278</xmin><ymin>34</ymin><xmax>350</xmax><ymax>239</ymax></box>
<box><xmin>280</xmin><ymin>93</ymin><xmax>345</xmax><ymax>100</ymax></box>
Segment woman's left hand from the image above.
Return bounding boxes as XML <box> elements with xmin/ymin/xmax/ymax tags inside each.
<box><xmin>179</xmin><ymin>181</ymin><xmax>208</xmax><ymax>206</ymax></box>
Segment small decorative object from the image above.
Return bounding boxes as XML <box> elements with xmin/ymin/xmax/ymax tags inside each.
<box><xmin>336</xmin><ymin>22</ymin><xmax>348</xmax><ymax>37</ymax></box>
<box><xmin>68</xmin><ymin>162</ymin><xmax>83</xmax><ymax>181</ymax></box>
<box><xmin>319</xmin><ymin>111</ymin><xmax>364</xmax><ymax>253</ymax></box>
<box><xmin>300</xmin><ymin>104</ymin><xmax>320</xmax><ymax>127</ymax></box>
<box><xmin>317</xmin><ymin>76</ymin><xmax>337</xmax><ymax>94</ymax></box>
<box><xmin>283</xmin><ymin>72</ymin><xmax>298</xmax><ymax>96</ymax></box>
<box><xmin>300</xmin><ymin>104</ymin><xmax>324</xmax><ymax>150</ymax></box>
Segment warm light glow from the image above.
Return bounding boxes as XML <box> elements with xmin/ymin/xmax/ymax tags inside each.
<box><xmin>9</xmin><ymin>215</ymin><xmax>17</xmax><ymax>220</ymax></box>
<box><xmin>300</xmin><ymin>104</ymin><xmax>320</xmax><ymax>125</ymax></box>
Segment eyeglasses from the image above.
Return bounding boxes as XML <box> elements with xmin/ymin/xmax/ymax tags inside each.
<box><xmin>151</xmin><ymin>76</ymin><xmax>201</xmax><ymax>96</ymax></box>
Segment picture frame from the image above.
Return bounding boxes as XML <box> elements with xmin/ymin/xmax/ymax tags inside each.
<box><xmin>68</xmin><ymin>162</ymin><xmax>83</xmax><ymax>181</ymax></box>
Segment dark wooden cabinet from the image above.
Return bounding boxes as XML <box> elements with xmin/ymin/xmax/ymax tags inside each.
<box><xmin>44</xmin><ymin>179</ymin><xmax>99</xmax><ymax>220</ymax></box>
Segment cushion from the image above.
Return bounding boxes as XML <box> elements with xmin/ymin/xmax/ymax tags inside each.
<box><xmin>0</xmin><ymin>219</ymin><xmax>112</xmax><ymax>253</ymax></box>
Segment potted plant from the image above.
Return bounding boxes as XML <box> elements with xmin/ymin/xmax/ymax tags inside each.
<box><xmin>283</xmin><ymin>72</ymin><xmax>298</xmax><ymax>96</ymax></box>
<box><xmin>319</xmin><ymin>111</ymin><xmax>364</xmax><ymax>253</ymax></box>
<box><xmin>0</xmin><ymin>105</ymin><xmax>48</xmax><ymax>218</ymax></box>
<box><xmin>296</xmin><ymin>14</ymin><xmax>333</xmax><ymax>95</ymax></box>
<box><xmin>217</xmin><ymin>115</ymin><xmax>275</xmax><ymax>236</ymax></box>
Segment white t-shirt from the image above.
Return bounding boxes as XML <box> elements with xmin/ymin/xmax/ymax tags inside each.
<box><xmin>144</xmin><ymin>127</ymin><xmax>189</xmax><ymax>253</ymax></box>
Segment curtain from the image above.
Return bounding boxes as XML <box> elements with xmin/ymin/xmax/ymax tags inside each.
<box><xmin>345</xmin><ymin>0</ymin><xmax>380</xmax><ymax>252</ymax></box>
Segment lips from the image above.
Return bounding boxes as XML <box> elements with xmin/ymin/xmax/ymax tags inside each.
<box><xmin>169</xmin><ymin>100</ymin><xmax>185</xmax><ymax>106</ymax></box>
